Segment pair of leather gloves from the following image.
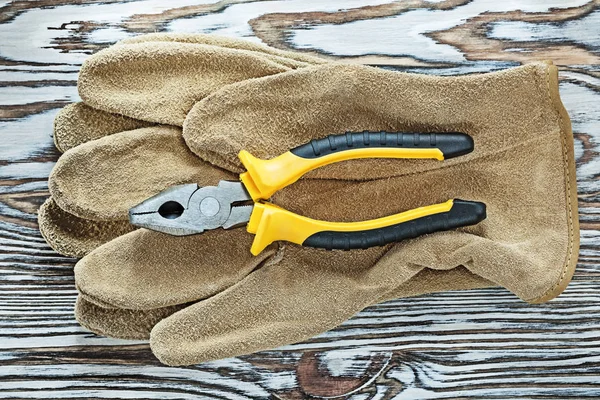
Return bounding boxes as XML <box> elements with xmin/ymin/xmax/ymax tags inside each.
<box><xmin>39</xmin><ymin>33</ymin><xmax>579</xmax><ymax>366</ymax></box>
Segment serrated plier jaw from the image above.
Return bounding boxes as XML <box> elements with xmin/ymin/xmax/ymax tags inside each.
<box><xmin>128</xmin><ymin>181</ymin><xmax>253</xmax><ymax>236</ymax></box>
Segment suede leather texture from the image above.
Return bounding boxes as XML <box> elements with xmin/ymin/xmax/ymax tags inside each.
<box><xmin>38</xmin><ymin>34</ymin><xmax>578</xmax><ymax>366</ymax></box>
<box><xmin>78</xmin><ymin>35</ymin><xmax>324</xmax><ymax>127</ymax></box>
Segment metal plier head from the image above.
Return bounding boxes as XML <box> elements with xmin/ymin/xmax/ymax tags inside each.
<box><xmin>128</xmin><ymin>181</ymin><xmax>253</xmax><ymax>236</ymax></box>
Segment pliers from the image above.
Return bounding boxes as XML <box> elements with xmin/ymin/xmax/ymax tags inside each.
<box><xmin>129</xmin><ymin>131</ymin><xmax>486</xmax><ymax>255</ymax></box>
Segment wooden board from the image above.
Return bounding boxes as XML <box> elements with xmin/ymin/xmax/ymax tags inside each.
<box><xmin>1</xmin><ymin>0</ymin><xmax>599</xmax><ymax>398</ymax></box>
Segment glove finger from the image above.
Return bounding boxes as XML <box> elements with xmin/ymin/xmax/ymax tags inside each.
<box><xmin>183</xmin><ymin>63</ymin><xmax>549</xmax><ymax>179</ymax></box>
<box><xmin>149</xmin><ymin>245</ymin><xmax>415</xmax><ymax>366</ymax></box>
<box><xmin>75</xmin><ymin>267</ymin><xmax>492</xmax><ymax>342</ymax></box>
<box><xmin>74</xmin><ymin>228</ymin><xmax>276</xmax><ymax>310</ymax></box>
<box><xmin>75</xmin><ymin>295</ymin><xmax>184</xmax><ymax>340</ymax></box>
<box><xmin>184</xmin><ymin>63</ymin><xmax>444</xmax><ymax>176</ymax></box>
<box><xmin>56</xmin><ymin>34</ymin><xmax>326</xmax><ymax>152</ymax></box>
<box><xmin>49</xmin><ymin>125</ymin><xmax>234</xmax><ymax>221</ymax></box>
<box><xmin>39</xmin><ymin>197</ymin><xmax>134</xmax><ymax>258</ymax></box>
<box><xmin>115</xmin><ymin>33</ymin><xmax>327</xmax><ymax>67</ymax></box>
<box><xmin>54</xmin><ymin>103</ymin><xmax>154</xmax><ymax>152</ymax></box>
<box><xmin>79</xmin><ymin>42</ymin><xmax>303</xmax><ymax>126</ymax></box>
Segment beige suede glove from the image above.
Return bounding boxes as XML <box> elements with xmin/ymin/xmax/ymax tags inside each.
<box><xmin>40</xmin><ymin>35</ymin><xmax>578</xmax><ymax>366</ymax></box>
<box><xmin>43</xmin><ymin>34</ymin><xmax>491</xmax><ymax>321</ymax></box>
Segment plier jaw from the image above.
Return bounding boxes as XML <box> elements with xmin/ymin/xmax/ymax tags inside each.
<box><xmin>128</xmin><ymin>181</ymin><xmax>253</xmax><ymax>236</ymax></box>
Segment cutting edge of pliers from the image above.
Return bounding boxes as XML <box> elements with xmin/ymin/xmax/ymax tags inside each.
<box><xmin>129</xmin><ymin>131</ymin><xmax>487</xmax><ymax>255</ymax></box>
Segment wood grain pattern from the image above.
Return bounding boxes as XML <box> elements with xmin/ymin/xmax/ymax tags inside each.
<box><xmin>0</xmin><ymin>0</ymin><xmax>599</xmax><ymax>398</ymax></box>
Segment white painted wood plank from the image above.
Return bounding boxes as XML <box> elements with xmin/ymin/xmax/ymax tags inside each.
<box><xmin>0</xmin><ymin>0</ymin><xmax>598</xmax><ymax>397</ymax></box>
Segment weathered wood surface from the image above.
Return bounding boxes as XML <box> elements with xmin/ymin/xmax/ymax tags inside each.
<box><xmin>0</xmin><ymin>0</ymin><xmax>599</xmax><ymax>398</ymax></box>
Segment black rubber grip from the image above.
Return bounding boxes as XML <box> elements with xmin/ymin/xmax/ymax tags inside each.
<box><xmin>290</xmin><ymin>131</ymin><xmax>473</xmax><ymax>160</ymax></box>
<box><xmin>302</xmin><ymin>199</ymin><xmax>486</xmax><ymax>251</ymax></box>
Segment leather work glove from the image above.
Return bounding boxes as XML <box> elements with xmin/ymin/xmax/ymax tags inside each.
<box><xmin>42</xmin><ymin>34</ymin><xmax>493</xmax><ymax>351</ymax></box>
<box><xmin>39</xmin><ymin>34</ymin><xmax>579</xmax><ymax>366</ymax></box>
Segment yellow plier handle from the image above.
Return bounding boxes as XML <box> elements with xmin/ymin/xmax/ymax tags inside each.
<box><xmin>246</xmin><ymin>199</ymin><xmax>486</xmax><ymax>255</ymax></box>
<box><xmin>239</xmin><ymin>131</ymin><xmax>473</xmax><ymax>200</ymax></box>
<box><xmin>238</xmin><ymin>131</ymin><xmax>485</xmax><ymax>255</ymax></box>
